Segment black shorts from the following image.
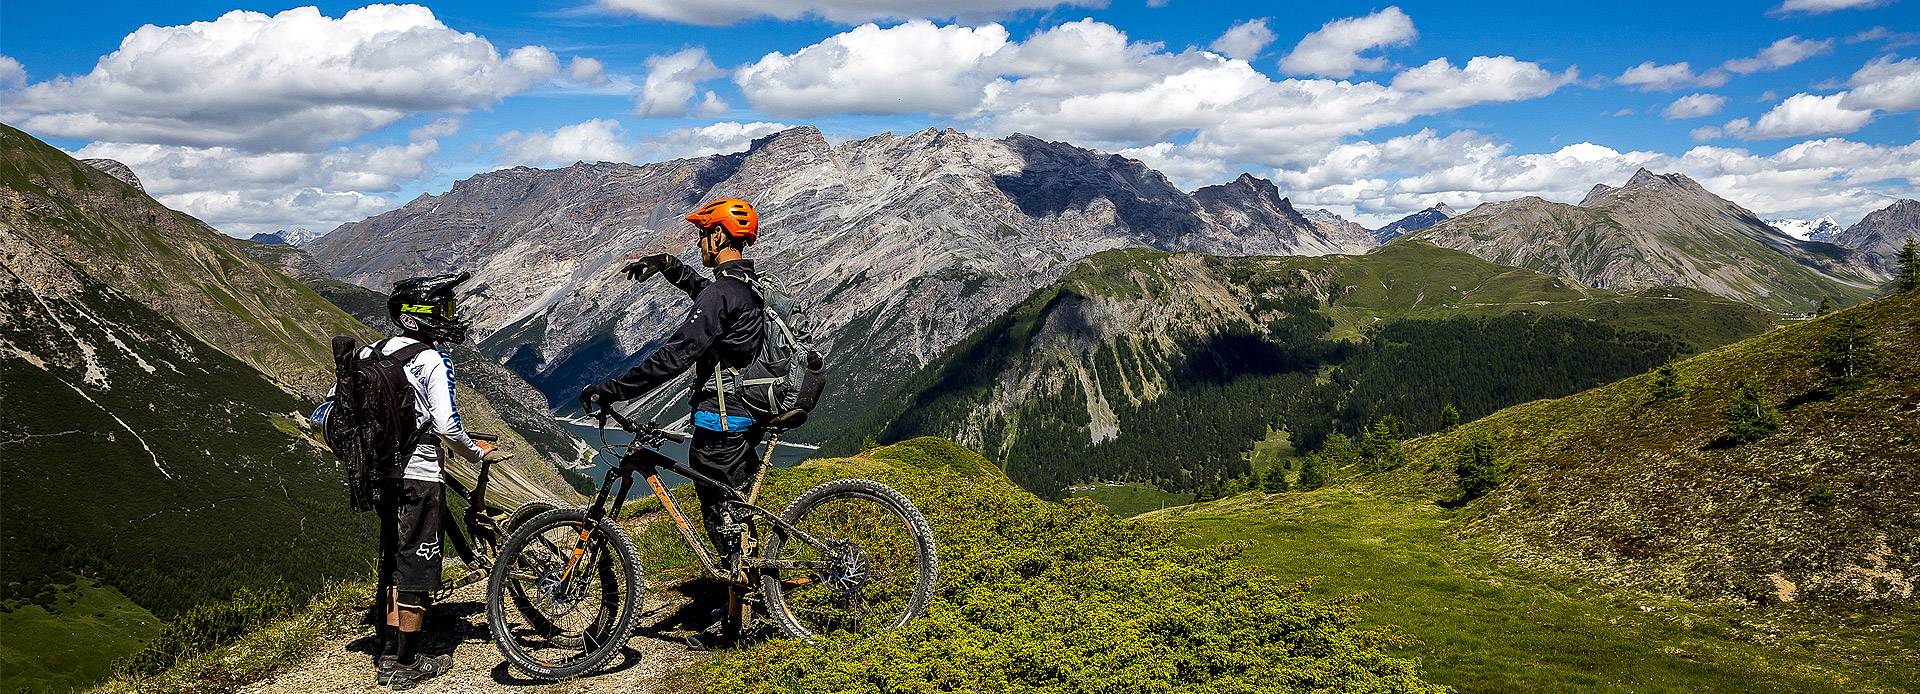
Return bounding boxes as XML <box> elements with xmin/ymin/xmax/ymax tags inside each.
<box><xmin>377</xmin><ymin>478</ymin><xmax>445</xmax><ymax>595</ymax></box>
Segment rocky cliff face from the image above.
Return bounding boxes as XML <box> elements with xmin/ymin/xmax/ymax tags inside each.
<box><xmin>1373</xmin><ymin>202</ymin><xmax>1455</xmax><ymax>242</ymax></box>
<box><xmin>307</xmin><ymin>127</ymin><xmax>1374</xmax><ymax>431</ymax></box>
<box><xmin>1833</xmin><ymin>199</ymin><xmax>1919</xmax><ymax>266</ymax></box>
<box><xmin>1408</xmin><ymin>169</ymin><xmax>1878</xmax><ymax>313</ymax></box>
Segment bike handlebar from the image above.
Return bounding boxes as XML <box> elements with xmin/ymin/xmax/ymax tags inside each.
<box><xmin>469</xmin><ymin>432</ymin><xmax>499</xmax><ymax>442</ymax></box>
<box><xmin>594</xmin><ymin>402</ymin><xmax>688</xmax><ymax>444</ymax></box>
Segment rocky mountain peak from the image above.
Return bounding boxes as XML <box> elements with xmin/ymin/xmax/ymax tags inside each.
<box><xmin>1373</xmin><ymin>201</ymin><xmax>1460</xmax><ymax>242</ymax></box>
<box><xmin>1833</xmin><ymin>198</ymin><xmax>1920</xmax><ymax>264</ymax></box>
<box><xmin>81</xmin><ymin>158</ymin><xmax>144</xmax><ymax>192</ymax></box>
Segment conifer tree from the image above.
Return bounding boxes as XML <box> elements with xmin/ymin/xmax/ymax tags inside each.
<box><xmin>1296</xmin><ymin>453</ymin><xmax>1330</xmax><ymax>490</ymax></box>
<box><xmin>1321</xmin><ymin>432</ymin><xmax>1358</xmax><ymax>468</ymax></box>
<box><xmin>1454</xmin><ymin>434</ymin><xmax>1506</xmax><ymax>502</ymax></box>
<box><xmin>1359</xmin><ymin>417</ymin><xmax>1407</xmax><ymax>471</ymax></box>
<box><xmin>1724</xmin><ymin>379</ymin><xmax>1781</xmax><ymax>444</ymax></box>
<box><xmin>1440</xmin><ymin>403</ymin><xmax>1461</xmax><ymax>431</ymax></box>
<box><xmin>1813</xmin><ymin>314</ymin><xmax>1880</xmax><ymax>392</ymax></box>
<box><xmin>1816</xmin><ymin>295</ymin><xmax>1834</xmax><ymax>316</ymax></box>
<box><xmin>860</xmin><ymin>435</ymin><xmax>880</xmax><ymax>453</ymax></box>
<box><xmin>1899</xmin><ymin>237</ymin><xmax>1920</xmax><ymax>292</ymax></box>
<box><xmin>1262</xmin><ymin>463</ymin><xmax>1290</xmax><ymax>493</ymax></box>
<box><xmin>1650</xmin><ymin>359</ymin><xmax>1685</xmax><ymax>400</ymax></box>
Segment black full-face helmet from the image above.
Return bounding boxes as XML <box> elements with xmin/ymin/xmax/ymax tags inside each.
<box><xmin>388</xmin><ymin>271</ymin><xmax>472</xmax><ymax>344</ymax></box>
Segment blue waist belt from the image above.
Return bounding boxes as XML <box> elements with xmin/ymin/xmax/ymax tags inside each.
<box><xmin>693</xmin><ymin>411</ymin><xmax>757</xmax><ymax>432</ymax></box>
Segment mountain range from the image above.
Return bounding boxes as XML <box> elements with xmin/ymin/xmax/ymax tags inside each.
<box><xmin>1765</xmin><ymin>216</ymin><xmax>1841</xmax><ymax>242</ymax></box>
<box><xmin>1832</xmin><ymin>198</ymin><xmax>1920</xmax><ymax>267</ymax></box>
<box><xmin>305</xmin><ymin>127</ymin><xmax>1376</xmax><ymax>431</ymax></box>
<box><xmin>1405</xmin><ymin>169</ymin><xmax>1878</xmax><ymax>313</ymax></box>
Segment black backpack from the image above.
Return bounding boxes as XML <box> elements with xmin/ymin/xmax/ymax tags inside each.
<box><xmin>326</xmin><ymin>337</ymin><xmax>432</xmax><ymax>511</ymax></box>
<box><xmin>715</xmin><ymin>270</ymin><xmax>827</xmax><ymax>430</ymax></box>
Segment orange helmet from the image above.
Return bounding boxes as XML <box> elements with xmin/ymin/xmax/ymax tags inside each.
<box><xmin>685</xmin><ymin>198</ymin><xmax>758</xmax><ymax>245</ymax></box>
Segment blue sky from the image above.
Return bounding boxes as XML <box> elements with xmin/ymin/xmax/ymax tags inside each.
<box><xmin>2</xmin><ymin>0</ymin><xmax>1915</xmax><ymax>234</ymax></box>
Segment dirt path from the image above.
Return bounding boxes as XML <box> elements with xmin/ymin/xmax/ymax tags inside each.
<box><xmin>244</xmin><ymin>517</ymin><xmax>719</xmax><ymax>694</ymax></box>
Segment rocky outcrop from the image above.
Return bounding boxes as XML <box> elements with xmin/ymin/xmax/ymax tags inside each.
<box><xmin>307</xmin><ymin>127</ymin><xmax>1373</xmax><ymax>430</ymax></box>
<box><xmin>80</xmin><ymin>158</ymin><xmax>143</xmax><ymax>192</ymax></box>
<box><xmin>1407</xmin><ymin>169</ymin><xmax>1879</xmax><ymax>313</ymax></box>
<box><xmin>1833</xmin><ymin>199</ymin><xmax>1919</xmax><ymax>266</ymax></box>
<box><xmin>1373</xmin><ymin>202</ymin><xmax>1455</xmax><ymax>242</ymax></box>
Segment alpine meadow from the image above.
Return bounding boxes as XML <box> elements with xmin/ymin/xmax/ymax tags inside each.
<box><xmin>2</xmin><ymin>1</ymin><xmax>1917</xmax><ymax>693</ymax></box>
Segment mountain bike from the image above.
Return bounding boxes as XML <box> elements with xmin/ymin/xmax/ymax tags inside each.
<box><xmin>434</xmin><ymin>432</ymin><xmax>562</xmax><ymax>598</ymax></box>
<box><xmin>484</xmin><ymin>408</ymin><xmax>938</xmax><ymax>680</ymax></box>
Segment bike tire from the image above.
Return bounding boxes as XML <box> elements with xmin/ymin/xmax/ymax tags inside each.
<box><xmin>486</xmin><ymin>507</ymin><xmax>641</xmax><ymax>681</ymax></box>
<box><xmin>759</xmin><ymin>478</ymin><xmax>938</xmax><ymax>641</ymax></box>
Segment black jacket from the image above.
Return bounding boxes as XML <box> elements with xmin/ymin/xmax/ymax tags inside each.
<box><xmin>592</xmin><ymin>258</ymin><xmax>765</xmax><ymax>415</ymax></box>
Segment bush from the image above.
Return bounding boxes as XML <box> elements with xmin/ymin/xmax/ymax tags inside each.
<box><xmin>1723</xmin><ymin>379</ymin><xmax>1780</xmax><ymax>444</ymax></box>
<box><xmin>1261</xmin><ymin>462</ymin><xmax>1291</xmax><ymax>493</ymax></box>
<box><xmin>699</xmin><ymin>438</ymin><xmax>1440</xmax><ymax>693</ymax></box>
<box><xmin>113</xmin><ymin>582</ymin><xmax>296</xmax><ymax>678</ymax></box>
<box><xmin>1453</xmin><ymin>434</ymin><xmax>1507</xmax><ymax>503</ymax></box>
<box><xmin>1812</xmin><ymin>314</ymin><xmax>1879</xmax><ymax>393</ymax></box>
<box><xmin>1650</xmin><ymin>359</ymin><xmax>1684</xmax><ymax>401</ymax></box>
<box><xmin>1297</xmin><ymin>453</ymin><xmax>1331</xmax><ymax>490</ymax></box>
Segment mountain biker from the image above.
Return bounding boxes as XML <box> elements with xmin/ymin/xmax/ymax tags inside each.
<box><xmin>325</xmin><ymin>272</ymin><xmax>511</xmax><ymax>689</ymax></box>
<box><xmin>578</xmin><ymin>197</ymin><xmax>767</xmax><ymax>651</ymax></box>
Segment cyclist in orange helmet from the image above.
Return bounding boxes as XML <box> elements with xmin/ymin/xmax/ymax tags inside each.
<box><xmin>579</xmin><ymin>197</ymin><xmax>765</xmax><ymax>650</ymax></box>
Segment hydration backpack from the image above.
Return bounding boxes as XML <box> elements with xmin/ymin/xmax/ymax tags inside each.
<box><xmin>325</xmin><ymin>337</ymin><xmax>432</xmax><ymax>511</ymax></box>
<box><xmin>715</xmin><ymin>270</ymin><xmax>828</xmax><ymax>430</ymax></box>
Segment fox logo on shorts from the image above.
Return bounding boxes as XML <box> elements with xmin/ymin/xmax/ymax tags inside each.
<box><xmin>415</xmin><ymin>539</ymin><xmax>441</xmax><ymax>560</ymax></box>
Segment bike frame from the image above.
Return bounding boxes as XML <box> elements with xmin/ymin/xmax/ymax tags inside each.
<box><xmin>570</xmin><ymin>412</ymin><xmax>838</xmax><ymax>589</ymax></box>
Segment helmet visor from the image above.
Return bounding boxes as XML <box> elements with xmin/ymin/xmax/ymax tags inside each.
<box><xmin>399</xmin><ymin>299</ymin><xmax>455</xmax><ymax>320</ymax></box>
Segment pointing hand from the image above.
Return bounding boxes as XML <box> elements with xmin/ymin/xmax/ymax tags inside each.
<box><xmin>621</xmin><ymin>254</ymin><xmax>677</xmax><ymax>282</ymax></box>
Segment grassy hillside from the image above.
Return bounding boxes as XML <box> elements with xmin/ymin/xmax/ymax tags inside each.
<box><xmin>1151</xmin><ymin>290</ymin><xmax>1919</xmax><ymax>691</ymax></box>
<box><xmin>0</xmin><ymin>239</ymin><xmax>376</xmax><ymax>692</ymax></box>
<box><xmin>113</xmin><ymin>438</ymin><xmax>1448</xmax><ymax>693</ymax></box>
<box><xmin>832</xmin><ymin>242</ymin><xmax>1773</xmax><ymax>498</ymax></box>
<box><xmin>1391</xmin><ymin>289</ymin><xmax>1918</xmax><ymax>608</ymax></box>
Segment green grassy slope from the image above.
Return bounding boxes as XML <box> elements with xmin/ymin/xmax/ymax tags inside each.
<box><xmin>0</xmin><ymin>580</ymin><xmax>161</xmax><ymax>691</ymax></box>
<box><xmin>831</xmin><ymin>242</ymin><xmax>1774</xmax><ymax>498</ymax></box>
<box><xmin>119</xmin><ymin>438</ymin><xmax>1450</xmax><ymax>693</ymax></box>
<box><xmin>0</xmin><ymin>243</ymin><xmax>377</xmax><ymax>692</ymax></box>
<box><xmin>1152</xmin><ymin>290</ymin><xmax>1920</xmax><ymax>691</ymax></box>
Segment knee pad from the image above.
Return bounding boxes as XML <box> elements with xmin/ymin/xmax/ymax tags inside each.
<box><xmin>396</xmin><ymin>590</ymin><xmax>430</xmax><ymax>611</ymax></box>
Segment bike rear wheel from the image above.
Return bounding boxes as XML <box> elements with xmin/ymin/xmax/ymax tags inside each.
<box><xmin>759</xmin><ymin>479</ymin><xmax>937</xmax><ymax>641</ymax></box>
<box><xmin>486</xmin><ymin>507</ymin><xmax>639</xmax><ymax>680</ymax></box>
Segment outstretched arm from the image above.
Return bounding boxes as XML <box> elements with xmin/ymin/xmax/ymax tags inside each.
<box><xmin>584</xmin><ymin>287</ymin><xmax>727</xmax><ymax>405</ymax></box>
<box><xmin>623</xmin><ymin>253</ymin><xmax>708</xmax><ymax>299</ymax></box>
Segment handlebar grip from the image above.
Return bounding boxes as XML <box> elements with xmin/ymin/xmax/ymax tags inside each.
<box><xmin>469</xmin><ymin>432</ymin><xmax>499</xmax><ymax>442</ymax></box>
<box><xmin>658</xmin><ymin>429</ymin><xmax>689</xmax><ymax>443</ymax></box>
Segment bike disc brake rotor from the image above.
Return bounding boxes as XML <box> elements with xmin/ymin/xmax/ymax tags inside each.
<box><xmin>530</xmin><ymin>556</ymin><xmax>587</xmax><ymax>619</ymax></box>
<box><xmin>823</xmin><ymin>543</ymin><xmax>871</xmax><ymax>598</ymax></box>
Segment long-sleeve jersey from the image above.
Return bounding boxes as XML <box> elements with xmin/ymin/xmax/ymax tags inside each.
<box><xmin>320</xmin><ymin>336</ymin><xmax>486</xmax><ymax>482</ymax></box>
<box><xmin>595</xmin><ymin>258</ymin><xmax>765</xmax><ymax>416</ymax></box>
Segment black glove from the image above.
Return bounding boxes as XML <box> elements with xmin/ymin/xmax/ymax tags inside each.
<box><xmin>621</xmin><ymin>253</ymin><xmax>678</xmax><ymax>282</ymax></box>
<box><xmin>579</xmin><ymin>383</ymin><xmax>614</xmax><ymax>417</ymax></box>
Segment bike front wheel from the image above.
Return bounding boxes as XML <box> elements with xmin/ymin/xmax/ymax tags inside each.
<box><xmin>486</xmin><ymin>507</ymin><xmax>640</xmax><ymax>681</ymax></box>
<box><xmin>759</xmin><ymin>478</ymin><xmax>938</xmax><ymax>641</ymax></box>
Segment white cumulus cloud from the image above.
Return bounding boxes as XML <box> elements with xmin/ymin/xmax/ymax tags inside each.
<box><xmin>637</xmin><ymin>48</ymin><xmax>729</xmax><ymax>116</ymax></box>
<box><xmin>596</xmin><ymin>0</ymin><xmax>1104</xmax><ymax>25</ymax></box>
<box><xmin>1839</xmin><ymin>54</ymin><xmax>1920</xmax><ymax>111</ymax></box>
<box><xmin>1616</xmin><ymin>61</ymin><xmax>1728</xmax><ymax>91</ymax></box>
<box><xmin>494</xmin><ymin>119</ymin><xmax>642</xmax><ymax>167</ymax></box>
<box><xmin>1210</xmin><ymin>19</ymin><xmax>1275</xmax><ymax>61</ymax></box>
<box><xmin>1278</xmin><ymin>7</ymin><xmax>1416</xmax><ymax>78</ymax></box>
<box><xmin>0</xmin><ymin>56</ymin><xmax>24</xmax><ymax>89</ymax></box>
<box><xmin>1268</xmin><ymin>129</ymin><xmax>1918</xmax><ymax>226</ymax></box>
<box><xmin>74</xmin><ymin>130</ymin><xmax>445</xmax><ymax>237</ymax></box>
<box><xmin>1663</xmin><ymin>93</ymin><xmax>1728</xmax><ymax>119</ymax></box>
<box><xmin>568</xmin><ymin>56</ymin><xmax>609</xmax><ymax>85</ymax></box>
<box><xmin>737</xmin><ymin>21</ymin><xmax>1011</xmax><ymax>117</ymax></box>
<box><xmin>2</xmin><ymin>5</ymin><xmax>558</xmax><ymax>152</ymax></box>
<box><xmin>1722</xmin><ymin>36</ymin><xmax>1833</xmax><ymax>74</ymax></box>
<box><xmin>1772</xmin><ymin>0</ymin><xmax>1889</xmax><ymax>14</ymax></box>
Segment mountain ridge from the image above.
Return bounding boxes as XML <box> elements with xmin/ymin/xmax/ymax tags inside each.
<box><xmin>306</xmin><ymin>126</ymin><xmax>1376</xmax><ymax>431</ymax></box>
